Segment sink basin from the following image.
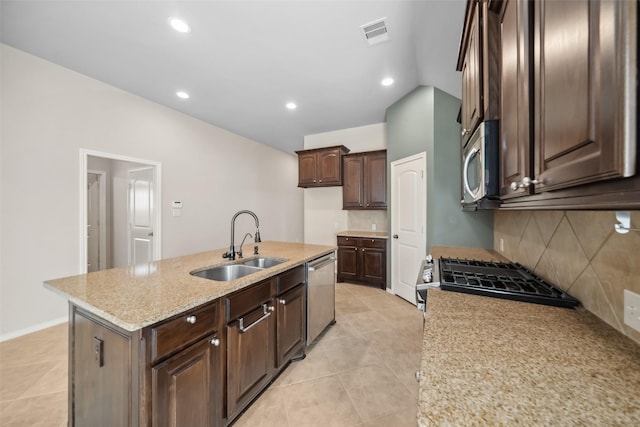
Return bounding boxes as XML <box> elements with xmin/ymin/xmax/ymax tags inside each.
<box><xmin>241</xmin><ymin>257</ymin><xmax>287</xmax><ymax>268</ymax></box>
<box><xmin>191</xmin><ymin>264</ymin><xmax>262</xmax><ymax>282</ymax></box>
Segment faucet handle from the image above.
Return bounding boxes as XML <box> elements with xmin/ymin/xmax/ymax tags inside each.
<box><xmin>254</xmin><ymin>246</ymin><xmax>259</xmax><ymax>255</ymax></box>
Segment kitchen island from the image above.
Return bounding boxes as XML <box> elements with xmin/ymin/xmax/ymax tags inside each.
<box><xmin>418</xmin><ymin>246</ymin><xmax>640</xmax><ymax>425</ymax></box>
<box><xmin>45</xmin><ymin>241</ymin><xmax>336</xmax><ymax>427</ymax></box>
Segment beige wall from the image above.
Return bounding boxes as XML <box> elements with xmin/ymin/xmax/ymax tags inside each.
<box><xmin>302</xmin><ymin>123</ymin><xmax>387</xmax><ymax>246</ymax></box>
<box><xmin>0</xmin><ymin>44</ymin><xmax>303</xmax><ymax>338</ymax></box>
<box><xmin>494</xmin><ymin>210</ymin><xmax>640</xmax><ymax>345</ymax></box>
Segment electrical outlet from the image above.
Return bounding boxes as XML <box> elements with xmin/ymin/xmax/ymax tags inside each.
<box><xmin>499</xmin><ymin>238</ymin><xmax>504</xmax><ymax>252</ymax></box>
<box><xmin>624</xmin><ymin>290</ymin><xmax>640</xmax><ymax>333</ymax></box>
<box><xmin>371</xmin><ymin>224</ymin><xmax>377</xmax><ymax>231</ymax></box>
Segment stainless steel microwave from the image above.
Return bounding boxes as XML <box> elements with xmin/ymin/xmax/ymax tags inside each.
<box><xmin>461</xmin><ymin>121</ymin><xmax>499</xmax><ymax>208</ymax></box>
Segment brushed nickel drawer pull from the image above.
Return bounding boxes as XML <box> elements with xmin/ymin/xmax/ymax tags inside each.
<box><xmin>186</xmin><ymin>315</ymin><xmax>197</xmax><ymax>324</ymax></box>
<box><xmin>238</xmin><ymin>304</ymin><xmax>272</xmax><ymax>333</ymax></box>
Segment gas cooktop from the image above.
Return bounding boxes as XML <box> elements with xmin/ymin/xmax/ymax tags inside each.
<box><xmin>438</xmin><ymin>258</ymin><xmax>580</xmax><ymax>308</ymax></box>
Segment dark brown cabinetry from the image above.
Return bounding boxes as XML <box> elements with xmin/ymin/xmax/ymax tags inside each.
<box><xmin>152</xmin><ymin>333</ymin><xmax>222</xmax><ymax>427</ymax></box>
<box><xmin>337</xmin><ymin>236</ymin><xmax>386</xmax><ymax>288</ymax></box>
<box><xmin>296</xmin><ymin>145</ymin><xmax>350</xmax><ymax>188</ymax></box>
<box><xmin>149</xmin><ymin>301</ymin><xmax>224</xmax><ymax>427</ymax></box>
<box><xmin>275</xmin><ymin>266</ymin><xmax>306</xmax><ymax>368</ymax></box>
<box><xmin>498</xmin><ymin>0</ymin><xmax>531</xmax><ymax>199</ymax></box>
<box><xmin>342</xmin><ymin>150</ymin><xmax>387</xmax><ymax>210</ymax></box>
<box><xmin>71</xmin><ymin>308</ymin><xmax>134</xmax><ymax>427</ymax></box>
<box><xmin>532</xmin><ymin>0</ymin><xmax>635</xmax><ymax>192</ymax></box>
<box><xmin>225</xmin><ymin>278</ymin><xmax>276</xmax><ymax>422</ymax></box>
<box><xmin>488</xmin><ymin>0</ymin><xmax>640</xmax><ymax>208</ymax></box>
<box><xmin>457</xmin><ymin>1</ymin><xmax>500</xmax><ymax>144</ymax></box>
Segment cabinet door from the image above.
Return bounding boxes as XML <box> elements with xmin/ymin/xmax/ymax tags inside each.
<box><xmin>343</xmin><ymin>156</ymin><xmax>364</xmax><ymax>208</ymax></box>
<box><xmin>72</xmin><ymin>311</ymin><xmax>131</xmax><ymax>427</ymax></box>
<box><xmin>317</xmin><ymin>148</ymin><xmax>343</xmax><ymax>185</ymax></box>
<box><xmin>533</xmin><ymin>0</ymin><xmax>636</xmax><ymax>192</ymax></box>
<box><xmin>297</xmin><ymin>152</ymin><xmax>317</xmax><ymax>187</ymax></box>
<box><xmin>276</xmin><ymin>284</ymin><xmax>306</xmax><ymax>368</ymax></box>
<box><xmin>226</xmin><ymin>303</ymin><xmax>275</xmax><ymax>421</ymax></box>
<box><xmin>337</xmin><ymin>244</ymin><xmax>359</xmax><ymax>281</ymax></box>
<box><xmin>152</xmin><ymin>334</ymin><xmax>223</xmax><ymax>427</ymax></box>
<box><xmin>364</xmin><ymin>152</ymin><xmax>387</xmax><ymax>209</ymax></box>
<box><xmin>361</xmin><ymin>247</ymin><xmax>386</xmax><ymax>287</ymax></box>
<box><xmin>499</xmin><ymin>0</ymin><xmax>531</xmax><ymax>199</ymax></box>
<box><xmin>461</xmin><ymin>2</ymin><xmax>482</xmax><ymax>143</ymax></box>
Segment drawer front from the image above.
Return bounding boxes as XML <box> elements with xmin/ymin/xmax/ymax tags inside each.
<box><xmin>277</xmin><ymin>265</ymin><xmax>305</xmax><ymax>295</ymax></box>
<box><xmin>151</xmin><ymin>300</ymin><xmax>220</xmax><ymax>363</ymax></box>
<box><xmin>337</xmin><ymin>236</ymin><xmax>359</xmax><ymax>247</ymax></box>
<box><xmin>360</xmin><ymin>238</ymin><xmax>386</xmax><ymax>249</ymax></box>
<box><xmin>226</xmin><ymin>278</ymin><xmax>275</xmax><ymax>322</ymax></box>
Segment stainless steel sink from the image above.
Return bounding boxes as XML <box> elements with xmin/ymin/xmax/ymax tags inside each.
<box><xmin>190</xmin><ymin>264</ymin><xmax>262</xmax><ymax>281</ymax></box>
<box><xmin>241</xmin><ymin>257</ymin><xmax>287</xmax><ymax>268</ymax></box>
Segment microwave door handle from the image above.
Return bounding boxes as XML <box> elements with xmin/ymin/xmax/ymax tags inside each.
<box><xmin>463</xmin><ymin>147</ymin><xmax>479</xmax><ymax>197</ymax></box>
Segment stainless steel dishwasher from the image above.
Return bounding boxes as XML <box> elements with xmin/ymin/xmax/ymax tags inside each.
<box><xmin>306</xmin><ymin>252</ymin><xmax>336</xmax><ymax>344</ymax></box>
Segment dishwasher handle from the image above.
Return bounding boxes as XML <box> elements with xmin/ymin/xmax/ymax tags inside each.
<box><xmin>308</xmin><ymin>255</ymin><xmax>336</xmax><ymax>272</ymax></box>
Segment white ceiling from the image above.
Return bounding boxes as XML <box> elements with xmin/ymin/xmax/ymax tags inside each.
<box><xmin>0</xmin><ymin>0</ymin><xmax>465</xmax><ymax>154</ymax></box>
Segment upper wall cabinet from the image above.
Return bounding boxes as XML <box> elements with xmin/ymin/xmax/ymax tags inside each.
<box><xmin>295</xmin><ymin>145</ymin><xmax>350</xmax><ymax>188</ymax></box>
<box><xmin>472</xmin><ymin>0</ymin><xmax>640</xmax><ymax>209</ymax></box>
<box><xmin>343</xmin><ymin>150</ymin><xmax>387</xmax><ymax>210</ymax></box>
<box><xmin>457</xmin><ymin>0</ymin><xmax>500</xmax><ymax>145</ymax></box>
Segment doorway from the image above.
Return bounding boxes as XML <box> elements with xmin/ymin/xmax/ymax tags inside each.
<box><xmin>390</xmin><ymin>152</ymin><xmax>427</xmax><ymax>304</ymax></box>
<box><xmin>80</xmin><ymin>149</ymin><xmax>162</xmax><ymax>274</ymax></box>
<box><xmin>87</xmin><ymin>170</ymin><xmax>107</xmax><ymax>272</ymax></box>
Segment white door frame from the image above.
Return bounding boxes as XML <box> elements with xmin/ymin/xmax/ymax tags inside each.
<box><xmin>79</xmin><ymin>149</ymin><xmax>162</xmax><ymax>274</ymax></box>
<box><xmin>87</xmin><ymin>169</ymin><xmax>107</xmax><ymax>271</ymax></box>
<box><xmin>390</xmin><ymin>152</ymin><xmax>427</xmax><ymax>300</ymax></box>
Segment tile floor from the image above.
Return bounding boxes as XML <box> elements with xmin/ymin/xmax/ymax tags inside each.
<box><xmin>0</xmin><ymin>282</ymin><xmax>423</xmax><ymax>427</ymax></box>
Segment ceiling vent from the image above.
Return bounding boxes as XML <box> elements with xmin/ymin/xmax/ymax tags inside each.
<box><xmin>360</xmin><ymin>18</ymin><xmax>389</xmax><ymax>46</ymax></box>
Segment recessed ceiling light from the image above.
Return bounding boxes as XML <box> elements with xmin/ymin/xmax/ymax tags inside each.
<box><xmin>381</xmin><ymin>77</ymin><xmax>394</xmax><ymax>87</ymax></box>
<box><xmin>286</xmin><ymin>102</ymin><xmax>297</xmax><ymax>110</ymax></box>
<box><xmin>176</xmin><ymin>91</ymin><xmax>190</xmax><ymax>99</ymax></box>
<box><xmin>168</xmin><ymin>17</ymin><xmax>191</xmax><ymax>33</ymax></box>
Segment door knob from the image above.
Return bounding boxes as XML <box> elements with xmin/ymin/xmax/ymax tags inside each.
<box><xmin>147</xmin><ymin>232</ymin><xmax>154</xmax><ymax>237</ymax></box>
<box><xmin>393</xmin><ymin>234</ymin><xmax>398</xmax><ymax>239</ymax></box>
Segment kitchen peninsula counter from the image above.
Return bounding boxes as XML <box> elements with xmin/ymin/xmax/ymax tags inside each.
<box><xmin>44</xmin><ymin>241</ymin><xmax>335</xmax><ymax>331</ymax></box>
<box><xmin>418</xmin><ymin>246</ymin><xmax>640</xmax><ymax>425</ymax></box>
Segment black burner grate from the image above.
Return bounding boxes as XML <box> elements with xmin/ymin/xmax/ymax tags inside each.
<box><xmin>438</xmin><ymin>258</ymin><xmax>580</xmax><ymax>308</ymax></box>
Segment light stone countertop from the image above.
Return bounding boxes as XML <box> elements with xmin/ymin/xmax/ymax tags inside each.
<box><xmin>336</xmin><ymin>230</ymin><xmax>389</xmax><ymax>239</ymax></box>
<box><xmin>44</xmin><ymin>241</ymin><xmax>335</xmax><ymax>332</ymax></box>
<box><xmin>418</xmin><ymin>246</ymin><xmax>640</xmax><ymax>425</ymax></box>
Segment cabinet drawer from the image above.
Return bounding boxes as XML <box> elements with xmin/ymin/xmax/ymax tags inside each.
<box><xmin>151</xmin><ymin>301</ymin><xmax>220</xmax><ymax>363</ymax></box>
<box><xmin>337</xmin><ymin>236</ymin><xmax>358</xmax><ymax>247</ymax></box>
<box><xmin>277</xmin><ymin>265</ymin><xmax>305</xmax><ymax>295</ymax></box>
<box><xmin>226</xmin><ymin>278</ymin><xmax>275</xmax><ymax>322</ymax></box>
<box><xmin>360</xmin><ymin>238</ymin><xmax>386</xmax><ymax>249</ymax></box>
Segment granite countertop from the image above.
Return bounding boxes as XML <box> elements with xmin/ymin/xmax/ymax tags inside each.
<box><xmin>418</xmin><ymin>246</ymin><xmax>640</xmax><ymax>425</ymax></box>
<box><xmin>337</xmin><ymin>230</ymin><xmax>389</xmax><ymax>239</ymax></box>
<box><xmin>44</xmin><ymin>241</ymin><xmax>335</xmax><ymax>332</ymax></box>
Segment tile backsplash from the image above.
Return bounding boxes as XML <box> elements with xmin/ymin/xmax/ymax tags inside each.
<box><xmin>494</xmin><ymin>210</ymin><xmax>640</xmax><ymax>345</ymax></box>
<box><xmin>347</xmin><ymin>210</ymin><xmax>389</xmax><ymax>232</ymax></box>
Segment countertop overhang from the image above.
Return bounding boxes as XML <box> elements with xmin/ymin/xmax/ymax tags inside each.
<box><xmin>44</xmin><ymin>241</ymin><xmax>335</xmax><ymax>331</ymax></box>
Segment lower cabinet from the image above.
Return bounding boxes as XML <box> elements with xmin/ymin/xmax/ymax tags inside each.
<box><xmin>225</xmin><ymin>279</ymin><xmax>276</xmax><ymax>422</ymax></box>
<box><xmin>68</xmin><ymin>265</ymin><xmax>309</xmax><ymax>427</ymax></box>
<box><xmin>152</xmin><ymin>333</ymin><xmax>223</xmax><ymax>427</ymax></box>
<box><xmin>337</xmin><ymin>236</ymin><xmax>386</xmax><ymax>288</ymax></box>
<box><xmin>276</xmin><ymin>284</ymin><xmax>306</xmax><ymax>368</ymax></box>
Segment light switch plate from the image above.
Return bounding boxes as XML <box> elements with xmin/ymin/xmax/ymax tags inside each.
<box><xmin>623</xmin><ymin>290</ymin><xmax>640</xmax><ymax>333</ymax></box>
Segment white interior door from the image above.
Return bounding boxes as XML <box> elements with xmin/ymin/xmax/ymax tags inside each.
<box><xmin>391</xmin><ymin>153</ymin><xmax>427</xmax><ymax>304</ymax></box>
<box><xmin>128</xmin><ymin>167</ymin><xmax>155</xmax><ymax>265</ymax></box>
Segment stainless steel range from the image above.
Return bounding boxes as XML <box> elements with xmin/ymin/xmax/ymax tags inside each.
<box><xmin>438</xmin><ymin>258</ymin><xmax>580</xmax><ymax>308</ymax></box>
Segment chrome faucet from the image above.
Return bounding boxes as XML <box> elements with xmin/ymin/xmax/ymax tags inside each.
<box><xmin>223</xmin><ymin>210</ymin><xmax>261</xmax><ymax>260</ymax></box>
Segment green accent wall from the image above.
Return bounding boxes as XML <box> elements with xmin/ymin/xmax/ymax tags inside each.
<box><xmin>386</xmin><ymin>86</ymin><xmax>494</xmax><ymax>256</ymax></box>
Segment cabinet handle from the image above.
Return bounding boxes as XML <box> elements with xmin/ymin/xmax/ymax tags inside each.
<box><xmin>210</xmin><ymin>337</ymin><xmax>220</xmax><ymax>346</ymax></box>
<box><xmin>461</xmin><ymin>128</ymin><xmax>471</xmax><ymax>137</ymax></box>
<box><xmin>238</xmin><ymin>304</ymin><xmax>272</xmax><ymax>333</ymax></box>
<box><xmin>319</xmin><ymin>179</ymin><xmax>322</xmax><ymax>183</ymax></box>
<box><xmin>186</xmin><ymin>315</ymin><xmax>197</xmax><ymax>324</ymax></box>
<box><xmin>279</xmin><ymin>298</ymin><xmax>286</xmax><ymax>305</ymax></box>
<box><xmin>393</xmin><ymin>234</ymin><xmax>398</xmax><ymax>239</ymax></box>
<box><xmin>511</xmin><ymin>177</ymin><xmax>546</xmax><ymax>191</ymax></box>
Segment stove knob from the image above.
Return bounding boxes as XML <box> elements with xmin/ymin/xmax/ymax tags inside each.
<box><xmin>426</xmin><ymin>255</ymin><xmax>433</xmax><ymax>264</ymax></box>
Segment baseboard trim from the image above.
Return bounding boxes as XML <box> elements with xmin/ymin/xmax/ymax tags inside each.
<box><xmin>0</xmin><ymin>316</ymin><xmax>68</xmax><ymax>342</ymax></box>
